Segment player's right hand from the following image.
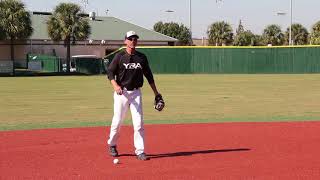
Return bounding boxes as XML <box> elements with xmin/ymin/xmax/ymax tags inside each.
<box><xmin>114</xmin><ymin>85</ymin><xmax>123</xmax><ymax>95</ymax></box>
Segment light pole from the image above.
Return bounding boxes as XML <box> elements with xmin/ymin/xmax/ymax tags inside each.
<box><xmin>276</xmin><ymin>0</ymin><xmax>293</xmax><ymax>45</ymax></box>
<box><xmin>81</xmin><ymin>0</ymin><xmax>89</xmax><ymax>12</ymax></box>
<box><xmin>289</xmin><ymin>0</ymin><xmax>293</xmax><ymax>45</ymax></box>
<box><xmin>189</xmin><ymin>0</ymin><xmax>192</xmax><ymax>38</ymax></box>
<box><xmin>164</xmin><ymin>10</ymin><xmax>174</xmax><ymax>22</ymax></box>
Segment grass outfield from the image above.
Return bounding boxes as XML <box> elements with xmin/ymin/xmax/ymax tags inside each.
<box><xmin>1</xmin><ymin>74</ymin><xmax>320</xmax><ymax>131</ymax></box>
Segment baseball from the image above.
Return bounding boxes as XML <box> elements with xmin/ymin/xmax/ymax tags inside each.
<box><xmin>113</xmin><ymin>158</ymin><xmax>119</xmax><ymax>164</ymax></box>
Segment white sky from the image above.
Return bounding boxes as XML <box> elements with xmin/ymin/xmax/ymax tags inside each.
<box><xmin>22</xmin><ymin>0</ymin><xmax>320</xmax><ymax>38</ymax></box>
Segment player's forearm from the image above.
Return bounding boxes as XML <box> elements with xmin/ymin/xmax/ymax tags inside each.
<box><xmin>110</xmin><ymin>79</ymin><xmax>123</xmax><ymax>95</ymax></box>
<box><xmin>150</xmin><ymin>83</ymin><xmax>160</xmax><ymax>96</ymax></box>
<box><xmin>110</xmin><ymin>79</ymin><xmax>120</xmax><ymax>89</ymax></box>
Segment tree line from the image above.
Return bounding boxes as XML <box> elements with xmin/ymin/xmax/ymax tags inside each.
<box><xmin>2</xmin><ymin>0</ymin><xmax>320</xmax><ymax>72</ymax></box>
<box><xmin>0</xmin><ymin>0</ymin><xmax>90</xmax><ymax>72</ymax></box>
<box><xmin>153</xmin><ymin>20</ymin><xmax>320</xmax><ymax>46</ymax></box>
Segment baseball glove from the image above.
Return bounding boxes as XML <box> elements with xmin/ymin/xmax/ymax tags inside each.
<box><xmin>154</xmin><ymin>94</ymin><xmax>165</xmax><ymax>111</ymax></box>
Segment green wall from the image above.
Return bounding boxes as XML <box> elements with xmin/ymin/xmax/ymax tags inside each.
<box><xmin>74</xmin><ymin>58</ymin><xmax>103</xmax><ymax>74</ymax></box>
<box><xmin>105</xmin><ymin>46</ymin><xmax>320</xmax><ymax>74</ymax></box>
<box><xmin>27</xmin><ymin>54</ymin><xmax>60</xmax><ymax>72</ymax></box>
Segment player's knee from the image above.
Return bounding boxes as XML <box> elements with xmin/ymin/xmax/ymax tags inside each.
<box><xmin>134</xmin><ymin>125</ymin><xmax>144</xmax><ymax>132</ymax></box>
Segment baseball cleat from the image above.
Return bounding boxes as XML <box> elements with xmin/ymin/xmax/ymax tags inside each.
<box><xmin>109</xmin><ymin>146</ymin><xmax>119</xmax><ymax>157</ymax></box>
<box><xmin>136</xmin><ymin>153</ymin><xmax>149</xmax><ymax>161</ymax></box>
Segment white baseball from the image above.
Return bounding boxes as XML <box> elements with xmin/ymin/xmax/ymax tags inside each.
<box><xmin>113</xmin><ymin>158</ymin><xmax>119</xmax><ymax>164</ymax></box>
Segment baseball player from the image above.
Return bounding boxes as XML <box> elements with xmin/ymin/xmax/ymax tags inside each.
<box><xmin>106</xmin><ymin>31</ymin><xmax>165</xmax><ymax>161</ymax></box>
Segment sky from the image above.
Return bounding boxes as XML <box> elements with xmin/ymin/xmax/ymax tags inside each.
<box><xmin>22</xmin><ymin>0</ymin><xmax>320</xmax><ymax>38</ymax></box>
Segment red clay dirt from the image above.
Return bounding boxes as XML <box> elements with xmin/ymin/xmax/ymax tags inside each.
<box><xmin>1</xmin><ymin>122</ymin><xmax>320</xmax><ymax>179</ymax></box>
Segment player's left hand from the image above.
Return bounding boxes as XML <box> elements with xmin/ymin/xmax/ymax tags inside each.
<box><xmin>154</xmin><ymin>94</ymin><xmax>165</xmax><ymax>111</ymax></box>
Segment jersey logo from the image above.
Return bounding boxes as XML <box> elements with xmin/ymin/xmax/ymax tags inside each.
<box><xmin>123</xmin><ymin>63</ymin><xmax>142</xmax><ymax>69</ymax></box>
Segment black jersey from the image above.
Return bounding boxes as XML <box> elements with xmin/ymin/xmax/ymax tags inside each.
<box><xmin>107</xmin><ymin>50</ymin><xmax>155</xmax><ymax>90</ymax></box>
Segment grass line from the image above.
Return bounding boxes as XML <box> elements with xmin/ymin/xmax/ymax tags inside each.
<box><xmin>1</xmin><ymin>74</ymin><xmax>320</xmax><ymax>131</ymax></box>
<box><xmin>2</xmin><ymin>116</ymin><xmax>320</xmax><ymax>131</ymax></box>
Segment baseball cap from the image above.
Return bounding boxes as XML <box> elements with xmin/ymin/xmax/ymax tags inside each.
<box><xmin>125</xmin><ymin>31</ymin><xmax>139</xmax><ymax>39</ymax></box>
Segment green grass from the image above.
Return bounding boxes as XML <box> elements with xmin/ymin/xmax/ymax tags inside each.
<box><xmin>1</xmin><ymin>74</ymin><xmax>320</xmax><ymax>131</ymax></box>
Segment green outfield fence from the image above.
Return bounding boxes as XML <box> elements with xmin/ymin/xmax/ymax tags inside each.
<box><xmin>73</xmin><ymin>57</ymin><xmax>105</xmax><ymax>74</ymax></box>
<box><xmin>104</xmin><ymin>46</ymin><xmax>320</xmax><ymax>74</ymax></box>
<box><xmin>27</xmin><ymin>54</ymin><xmax>60</xmax><ymax>72</ymax></box>
<box><xmin>25</xmin><ymin>54</ymin><xmax>106</xmax><ymax>75</ymax></box>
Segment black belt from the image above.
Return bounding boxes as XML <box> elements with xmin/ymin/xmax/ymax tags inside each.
<box><xmin>122</xmin><ymin>87</ymin><xmax>139</xmax><ymax>91</ymax></box>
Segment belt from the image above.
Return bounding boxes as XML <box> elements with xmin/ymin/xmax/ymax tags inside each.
<box><xmin>123</xmin><ymin>87</ymin><xmax>139</xmax><ymax>91</ymax></box>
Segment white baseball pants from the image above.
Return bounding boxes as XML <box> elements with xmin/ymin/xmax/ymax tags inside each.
<box><xmin>107</xmin><ymin>88</ymin><xmax>145</xmax><ymax>155</ymax></box>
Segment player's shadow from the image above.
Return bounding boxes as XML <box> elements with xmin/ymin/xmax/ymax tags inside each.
<box><xmin>119</xmin><ymin>148</ymin><xmax>250</xmax><ymax>159</ymax></box>
<box><xmin>148</xmin><ymin>148</ymin><xmax>250</xmax><ymax>159</ymax></box>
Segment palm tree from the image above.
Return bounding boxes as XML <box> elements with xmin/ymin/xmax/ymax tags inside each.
<box><xmin>285</xmin><ymin>23</ymin><xmax>309</xmax><ymax>45</ymax></box>
<box><xmin>310</xmin><ymin>21</ymin><xmax>320</xmax><ymax>45</ymax></box>
<box><xmin>262</xmin><ymin>24</ymin><xmax>285</xmax><ymax>46</ymax></box>
<box><xmin>207</xmin><ymin>21</ymin><xmax>233</xmax><ymax>46</ymax></box>
<box><xmin>47</xmin><ymin>3</ymin><xmax>91</xmax><ymax>72</ymax></box>
<box><xmin>0</xmin><ymin>26</ymin><xmax>5</xmax><ymax>40</ymax></box>
<box><xmin>0</xmin><ymin>0</ymin><xmax>33</xmax><ymax>72</ymax></box>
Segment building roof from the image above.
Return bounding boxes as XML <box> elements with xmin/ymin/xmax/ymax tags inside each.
<box><xmin>30</xmin><ymin>12</ymin><xmax>177</xmax><ymax>42</ymax></box>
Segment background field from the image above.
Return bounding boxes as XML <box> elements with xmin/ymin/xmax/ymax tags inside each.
<box><xmin>1</xmin><ymin>74</ymin><xmax>320</xmax><ymax>131</ymax></box>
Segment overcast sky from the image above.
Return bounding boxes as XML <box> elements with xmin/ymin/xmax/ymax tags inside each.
<box><xmin>22</xmin><ymin>0</ymin><xmax>320</xmax><ymax>38</ymax></box>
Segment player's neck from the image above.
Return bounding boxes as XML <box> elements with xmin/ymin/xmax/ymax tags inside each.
<box><xmin>126</xmin><ymin>47</ymin><xmax>136</xmax><ymax>55</ymax></box>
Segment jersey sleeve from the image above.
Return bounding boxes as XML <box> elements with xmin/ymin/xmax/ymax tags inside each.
<box><xmin>107</xmin><ymin>53</ymin><xmax>121</xmax><ymax>81</ymax></box>
<box><xmin>142</xmin><ymin>55</ymin><xmax>155</xmax><ymax>84</ymax></box>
